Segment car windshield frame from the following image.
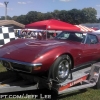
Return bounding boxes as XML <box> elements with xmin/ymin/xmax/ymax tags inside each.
<box><xmin>54</xmin><ymin>31</ymin><xmax>87</xmax><ymax>43</ymax></box>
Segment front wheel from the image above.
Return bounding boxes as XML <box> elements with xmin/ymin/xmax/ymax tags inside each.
<box><xmin>51</xmin><ymin>55</ymin><xmax>72</xmax><ymax>83</ymax></box>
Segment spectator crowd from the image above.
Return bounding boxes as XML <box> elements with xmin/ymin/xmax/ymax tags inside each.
<box><xmin>14</xmin><ymin>29</ymin><xmax>58</xmax><ymax>40</ymax></box>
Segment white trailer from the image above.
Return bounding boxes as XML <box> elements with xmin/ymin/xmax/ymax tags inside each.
<box><xmin>0</xmin><ymin>62</ymin><xmax>100</xmax><ymax>99</ymax></box>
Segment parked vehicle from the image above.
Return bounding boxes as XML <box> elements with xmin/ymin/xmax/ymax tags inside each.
<box><xmin>0</xmin><ymin>30</ymin><xmax>100</xmax><ymax>83</ymax></box>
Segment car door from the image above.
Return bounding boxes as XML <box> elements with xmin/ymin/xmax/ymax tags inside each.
<box><xmin>80</xmin><ymin>34</ymin><xmax>98</xmax><ymax>64</ymax></box>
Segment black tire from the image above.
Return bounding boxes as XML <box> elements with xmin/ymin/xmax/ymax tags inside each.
<box><xmin>51</xmin><ymin>55</ymin><xmax>72</xmax><ymax>83</ymax></box>
<box><xmin>95</xmin><ymin>74</ymin><xmax>100</xmax><ymax>89</ymax></box>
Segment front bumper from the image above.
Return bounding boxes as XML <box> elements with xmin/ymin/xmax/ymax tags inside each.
<box><xmin>0</xmin><ymin>58</ymin><xmax>42</xmax><ymax>73</ymax></box>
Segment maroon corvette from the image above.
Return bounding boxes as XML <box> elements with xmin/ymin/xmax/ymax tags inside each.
<box><xmin>0</xmin><ymin>31</ymin><xmax>100</xmax><ymax>83</ymax></box>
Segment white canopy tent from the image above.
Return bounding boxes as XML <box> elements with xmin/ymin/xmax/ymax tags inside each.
<box><xmin>75</xmin><ymin>25</ymin><xmax>95</xmax><ymax>32</ymax></box>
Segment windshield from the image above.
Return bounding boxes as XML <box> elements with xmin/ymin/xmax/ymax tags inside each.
<box><xmin>55</xmin><ymin>31</ymin><xmax>87</xmax><ymax>43</ymax></box>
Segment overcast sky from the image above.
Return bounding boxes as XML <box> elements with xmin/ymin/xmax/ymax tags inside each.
<box><xmin>0</xmin><ymin>0</ymin><xmax>100</xmax><ymax>18</ymax></box>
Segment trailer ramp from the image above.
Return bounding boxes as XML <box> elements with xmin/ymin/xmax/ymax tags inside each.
<box><xmin>58</xmin><ymin>63</ymin><xmax>100</xmax><ymax>94</ymax></box>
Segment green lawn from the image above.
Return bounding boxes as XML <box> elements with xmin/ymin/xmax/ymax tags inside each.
<box><xmin>0</xmin><ymin>64</ymin><xmax>100</xmax><ymax>100</ymax></box>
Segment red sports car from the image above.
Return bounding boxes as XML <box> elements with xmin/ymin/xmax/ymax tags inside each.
<box><xmin>0</xmin><ymin>31</ymin><xmax>100</xmax><ymax>83</ymax></box>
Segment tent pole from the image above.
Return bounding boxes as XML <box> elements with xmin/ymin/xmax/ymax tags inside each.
<box><xmin>46</xmin><ymin>29</ymin><xmax>47</xmax><ymax>40</ymax></box>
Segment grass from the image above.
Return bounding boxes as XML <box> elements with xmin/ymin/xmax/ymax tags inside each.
<box><xmin>0</xmin><ymin>64</ymin><xmax>100</xmax><ymax>100</ymax></box>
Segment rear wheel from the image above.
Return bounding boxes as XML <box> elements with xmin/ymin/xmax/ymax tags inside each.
<box><xmin>51</xmin><ymin>55</ymin><xmax>72</xmax><ymax>83</ymax></box>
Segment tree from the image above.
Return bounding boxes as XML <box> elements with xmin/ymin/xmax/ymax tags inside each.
<box><xmin>16</xmin><ymin>15</ymin><xmax>26</xmax><ymax>24</ymax></box>
<box><xmin>58</xmin><ymin>10</ymin><xmax>68</xmax><ymax>21</ymax></box>
<box><xmin>97</xmin><ymin>18</ymin><xmax>100</xmax><ymax>23</ymax></box>
<box><xmin>12</xmin><ymin>16</ymin><xmax>18</xmax><ymax>21</ymax></box>
<box><xmin>25</xmin><ymin>11</ymin><xmax>43</xmax><ymax>24</ymax></box>
<box><xmin>68</xmin><ymin>9</ymin><xmax>82</xmax><ymax>24</ymax></box>
<box><xmin>0</xmin><ymin>16</ymin><xmax>5</xmax><ymax>20</ymax></box>
<box><xmin>43</xmin><ymin>12</ymin><xmax>54</xmax><ymax>20</ymax></box>
<box><xmin>52</xmin><ymin>10</ymin><xmax>60</xmax><ymax>19</ymax></box>
<box><xmin>81</xmin><ymin>7</ymin><xmax>97</xmax><ymax>23</ymax></box>
<box><xmin>0</xmin><ymin>16</ymin><xmax>12</xmax><ymax>20</ymax></box>
<box><xmin>1</xmin><ymin>7</ymin><xmax>98</xmax><ymax>25</ymax></box>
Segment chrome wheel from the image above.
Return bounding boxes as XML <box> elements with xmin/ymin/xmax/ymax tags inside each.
<box><xmin>58</xmin><ymin>60</ymin><xmax>69</xmax><ymax>79</ymax></box>
<box><xmin>51</xmin><ymin>55</ymin><xmax>72</xmax><ymax>83</ymax></box>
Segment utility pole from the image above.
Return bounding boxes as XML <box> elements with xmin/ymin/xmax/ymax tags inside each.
<box><xmin>4</xmin><ymin>1</ymin><xmax>9</xmax><ymax>20</ymax></box>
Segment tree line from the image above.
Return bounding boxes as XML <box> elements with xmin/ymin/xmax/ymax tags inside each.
<box><xmin>0</xmin><ymin>7</ymin><xmax>100</xmax><ymax>25</ymax></box>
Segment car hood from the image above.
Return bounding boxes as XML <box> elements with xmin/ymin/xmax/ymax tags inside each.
<box><xmin>0</xmin><ymin>39</ymin><xmax>80</xmax><ymax>62</ymax></box>
<box><xmin>15</xmin><ymin>39</ymin><xmax>66</xmax><ymax>50</ymax></box>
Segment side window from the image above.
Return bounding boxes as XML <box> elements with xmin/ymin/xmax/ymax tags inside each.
<box><xmin>86</xmin><ymin>34</ymin><xmax>98</xmax><ymax>44</ymax></box>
